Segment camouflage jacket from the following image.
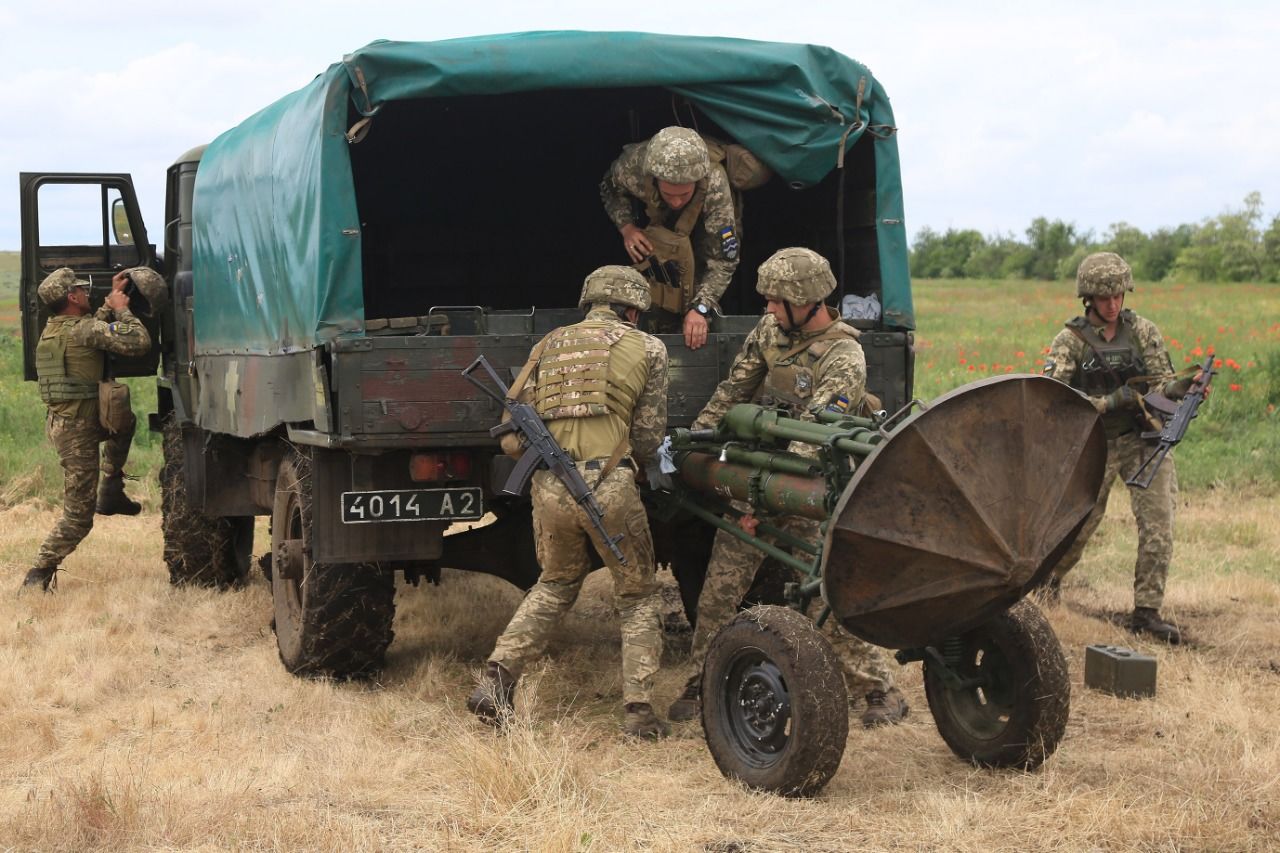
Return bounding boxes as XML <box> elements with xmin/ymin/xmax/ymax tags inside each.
<box><xmin>693</xmin><ymin>312</ymin><xmax>867</xmax><ymax>433</ymax></box>
<box><xmin>599</xmin><ymin>142</ymin><xmax>738</xmax><ymax>309</ymax></box>
<box><xmin>43</xmin><ymin>306</ymin><xmax>151</xmax><ymax>419</ymax></box>
<box><xmin>1043</xmin><ymin>309</ymin><xmax>1175</xmax><ymax>405</ymax></box>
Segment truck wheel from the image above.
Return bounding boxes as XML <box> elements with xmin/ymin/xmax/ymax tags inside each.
<box><xmin>924</xmin><ymin>599</ymin><xmax>1070</xmax><ymax>769</ymax></box>
<box><xmin>701</xmin><ymin>605</ymin><xmax>848</xmax><ymax>797</ymax></box>
<box><xmin>271</xmin><ymin>448</ymin><xmax>395</xmax><ymax>679</ymax></box>
<box><xmin>159</xmin><ymin>414</ymin><xmax>250</xmax><ymax>588</ymax></box>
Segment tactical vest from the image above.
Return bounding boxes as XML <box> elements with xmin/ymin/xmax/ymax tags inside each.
<box><xmin>636</xmin><ymin>178</ymin><xmax>706</xmax><ymax>314</ymax></box>
<box><xmin>35</xmin><ymin>317</ymin><xmax>101</xmax><ymax>405</ymax></box>
<box><xmin>1066</xmin><ymin>311</ymin><xmax>1146</xmax><ymax>437</ymax></box>
<box><xmin>755</xmin><ymin>320</ymin><xmax>861</xmax><ymax>412</ymax></box>
<box><xmin>534</xmin><ymin>319</ymin><xmax>647</xmax><ymax>424</ymax></box>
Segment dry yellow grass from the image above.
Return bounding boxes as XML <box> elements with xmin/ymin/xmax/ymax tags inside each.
<box><xmin>1</xmin><ymin>487</ymin><xmax>1278</xmax><ymax>852</ymax></box>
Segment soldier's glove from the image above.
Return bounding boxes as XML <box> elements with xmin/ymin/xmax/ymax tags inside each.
<box><xmin>1162</xmin><ymin>377</ymin><xmax>1194</xmax><ymax>400</ymax></box>
<box><xmin>1097</xmin><ymin>385</ymin><xmax>1140</xmax><ymax>413</ymax></box>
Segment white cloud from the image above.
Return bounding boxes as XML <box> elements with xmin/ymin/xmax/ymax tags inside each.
<box><xmin>1</xmin><ymin>1</ymin><xmax>1278</xmax><ymax>247</ymax></box>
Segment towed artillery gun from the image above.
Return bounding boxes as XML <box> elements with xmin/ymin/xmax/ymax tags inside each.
<box><xmin>654</xmin><ymin>373</ymin><xmax>1107</xmax><ymax>796</ymax></box>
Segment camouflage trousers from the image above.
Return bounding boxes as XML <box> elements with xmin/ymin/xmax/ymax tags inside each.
<box><xmin>685</xmin><ymin>506</ymin><xmax>895</xmax><ymax>696</ymax></box>
<box><xmin>34</xmin><ymin>411</ymin><xmax>136</xmax><ymax>570</ymax></box>
<box><xmin>490</xmin><ymin>463</ymin><xmax>663</xmax><ymax>705</ymax></box>
<box><xmin>1051</xmin><ymin>431</ymin><xmax>1176</xmax><ymax>610</ymax></box>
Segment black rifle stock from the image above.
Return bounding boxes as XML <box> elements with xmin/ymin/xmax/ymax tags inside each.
<box><xmin>1126</xmin><ymin>355</ymin><xmax>1216</xmax><ymax>489</ymax></box>
<box><xmin>462</xmin><ymin>355</ymin><xmax>628</xmax><ymax>564</ymax></box>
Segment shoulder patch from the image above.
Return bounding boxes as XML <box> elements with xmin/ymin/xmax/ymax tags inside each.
<box><xmin>718</xmin><ymin>225</ymin><xmax>739</xmax><ymax>260</ymax></box>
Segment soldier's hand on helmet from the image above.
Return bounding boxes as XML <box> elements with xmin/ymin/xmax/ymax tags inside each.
<box><xmin>620</xmin><ymin>224</ymin><xmax>653</xmax><ymax>263</ymax></box>
<box><xmin>1097</xmin><ymin>385</ymin><xmax>1140</xmax><ymax>413</ymax></box>
<box><xmin>737</xmin><ymin>514</ymin><xmax>760</xmax><ymax>535</ymax></box>
<box><xmin>111</xmin><ymin>270</ymin><xmax>131</xmax><ymax>292</ymax></box>
<box><xmin>105</xmin><ymin>288</ymin><xmax>130</xmax><ymax>313</ymax></box>
<box><xmin>683</xmin><ymin>309</ymin><xmax>708</xmax><ymax>350</ymax></box>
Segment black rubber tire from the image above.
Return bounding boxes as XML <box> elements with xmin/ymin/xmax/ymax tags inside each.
<box><xmin>159</xmin><ymin>414</ymin><xmax>250</xmax><ymax>588</ymax></box>
<box><xmin>271</xmin><ymin>448</ymin><xmax>395</xmax><ymax>679</ymax></box>
<box><xmin>701</xmin><ymin>605</ymin><xmax>849</xmax><ymax>797</ymax></box>
<box><xmin>924</xmin><ymin>599</ymin><xmax>1070</xmax><ymax>769</ymax></box>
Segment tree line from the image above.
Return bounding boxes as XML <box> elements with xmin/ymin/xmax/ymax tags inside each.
<box><xmin>910</xmin><ymin>192</ymin><xmax>1280</xmax><ymax>282</ymax></box>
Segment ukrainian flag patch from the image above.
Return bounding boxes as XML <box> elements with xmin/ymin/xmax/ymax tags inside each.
<box><xmin>718</xmin><ymin>225</ymin><xmax>739</xmax><ymax>260</ymax></box>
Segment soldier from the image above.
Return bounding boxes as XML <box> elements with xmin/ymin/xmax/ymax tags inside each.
<box><xmin>21</xmin><ymin>268</ymin><xmax>152</xmax><ymax>592</ymax></box>
<box><xmin>667</xmin><ymin>247</ymin><xmax>909</xmax><ymax>728</ymax></box>
<box><xmin>1041</xmin><ymin>252</ymin><xmax>1194</xmax><ymax>643</ymax></box>
<box><xmin>467</xmin><ymin>266</ymin><xmax>672</xmax><ymax>738</ymax></box>
<box><xmin>599</xmin><ymin>126</ymin><xmax>739</xmax><ymax>351</ymax></box>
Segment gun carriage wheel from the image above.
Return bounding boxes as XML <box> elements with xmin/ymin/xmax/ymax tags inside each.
<box><xmin>922</xmin><ymin>599</ymin><xmax>1069</xmax><ymax>768</ymax></box>
<box><xmin>270</xmin><ymin>447</ymin><xmax>396</xmax><ymax>679</ymax></box>
<box><xmin>701</xmin><ymin>605</ymin><xmax>848</xmax><ymax>797</ymax></box>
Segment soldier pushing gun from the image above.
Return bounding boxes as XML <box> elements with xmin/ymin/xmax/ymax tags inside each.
<box><xmin>465</xmin><ymin>265</ymin><xmax>674</xmax><ymax>739</ymax></box>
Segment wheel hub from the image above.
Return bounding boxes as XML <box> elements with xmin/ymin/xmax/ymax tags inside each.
<box><xmin>722</xmin><ymin>653</ymin><xmax>793</xmax><ymax>764</ymax></box>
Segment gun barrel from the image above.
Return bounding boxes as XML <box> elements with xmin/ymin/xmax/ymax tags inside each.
<box><xmin>722</xmin><ymin>404</ymin><xmax>882</xmax><ymax>459</ymax></box>
<box><xmin>676</xmin><ymin>452</ymin><xmax>829</xmax><ymax>519</ymax></box>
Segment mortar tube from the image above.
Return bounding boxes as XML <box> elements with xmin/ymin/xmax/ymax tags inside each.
<box><xmin>676</xmin><ymin>452</ymin><xmax>830</xmax><ymax>520</ymax></box>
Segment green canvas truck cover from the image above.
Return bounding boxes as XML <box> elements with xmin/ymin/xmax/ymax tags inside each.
<box><xmin>192</xmin><ymin>30</ymin><xmax>913</xmax><ymax>355</ymax></box>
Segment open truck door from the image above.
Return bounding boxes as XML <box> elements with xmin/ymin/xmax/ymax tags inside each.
<box><xmin>18</xmin><ymin>172</ymin><xmax>160</xmax><ymax>380</ymax></box>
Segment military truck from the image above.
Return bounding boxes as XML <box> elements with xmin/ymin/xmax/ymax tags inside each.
<box><xmin>18</xmin><ymin>32</ymin><xmax>915</xmax><ymax>679</ymax></box>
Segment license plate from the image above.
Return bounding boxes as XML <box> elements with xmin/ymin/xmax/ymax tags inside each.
<box><xmin>340</xmin><ymin>488</ymin><xmax>483</xmax><ymax>524</ymax></box>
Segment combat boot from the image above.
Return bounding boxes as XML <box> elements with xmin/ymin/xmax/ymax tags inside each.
<box><xmin>860</xmin><ymin>687</ymin><xmax>910</xmax><ymax>729</ymax></box>
<box><xmin>623</xmin><ymin>703</ymin><xmax>671</xmax><ymax>739</ymax></box>
<box><xmin>1130</xmin><ymin>607</ymin><xmax>1182</xmax><ymax>644</ymax></box>
<box><xmin>466</xmin><ymin>661</ymin><xmax>517</xmax><ymax>725</ymax></box>
<box><xmin>96</xmin><ymin>474</ymin><xmax>142</xmax><ymax>516</ymax></box>
<box><xmin>667</xmin><ymin>675</ymin><xmax>701</xmax><ymax>722</ymax></box>
<box><xmin>20</xmin><ymin>566</ymin><xmax>58</xmax><ymax>593</ymax></box>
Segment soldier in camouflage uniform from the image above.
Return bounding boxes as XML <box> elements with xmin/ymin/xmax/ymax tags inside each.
<box><xmin>667</xmin><ymin>248</ymin><xmax>909</xmax><ymax>728</ymax></box>
<box><xmin>599</xmin><ymin>126</ymin><xmax>739</xmax><ymax>351</ymax></box>
<box><xmin>22</xmin><ymin>268</ymin><xmax>152</xmax><ymax>592</ymax></box>
<box><xmin>1041</xmin><ymin>252</ymin><xmax>1195</xmax><ymax>643</ymax></box>
<box><xmin>468</xmin><ymin>266</ymin><xmax>672</xmax><ymax>738</ymax></box>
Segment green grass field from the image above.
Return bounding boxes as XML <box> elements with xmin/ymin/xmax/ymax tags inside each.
<box><xmin>912</xmin><ymin>278</ymin><xmax>1280</xmax><ymax>491</ymax></box>
<box><xmin>1</xmin><ymin>252</ymin><xmax>1277</xmax><ymax>508</ymax></box>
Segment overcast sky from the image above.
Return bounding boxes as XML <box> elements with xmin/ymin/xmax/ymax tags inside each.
<box><xmin>1</xmin><ymin>1</ymin><xmax>1275</xmax><ymax>250</ymax></box>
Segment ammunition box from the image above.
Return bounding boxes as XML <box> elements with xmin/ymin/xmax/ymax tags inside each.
<box><xmin>1084</xmin><ymin>644</ymin><xmax>1157</xmax><ymax>698</ymax></box>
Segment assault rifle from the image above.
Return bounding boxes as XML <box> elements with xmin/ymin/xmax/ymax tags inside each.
<box><xmin>462</xmin><ymin>355</ymin><xmax>627</xmax><ymax>564</ymax></box>
<box><xmin>1126</xmin><ymin>355</ymin><xmax>1216</xmax><ymax>489</ymax></box>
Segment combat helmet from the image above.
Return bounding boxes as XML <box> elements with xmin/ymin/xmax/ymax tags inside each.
<box><xmin>37</xmin><ymin>268</ymin><xmax>90</xmax><ymax>306</ymax></box>
<box><xmin>1076</xmin><ymin>252</ymin><xmax>1134</xmax><ymax>297</ymax></box>
<box><xmin>579</xmin><ymin>265</ymin><xmax>652</xmax><ymax>312</ymax></box>
<box><xmin>121</xmin><ymin>267</ymin><xmax>169</xmax><ymax>318</ymax></box>
<box><xmin>755</xmin><ymin>247</ymin><xmax>837</xmax><ymax>304</ymax></box>
<box><xmin>643</xmin><ymin>127</ymin><xmax>710</xmax><ymax>184</ymax></box>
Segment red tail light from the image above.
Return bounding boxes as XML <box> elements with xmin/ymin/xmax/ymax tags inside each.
<box><xmin>409</xmin><ymin>451</ymin><xmax>473</xmax><ymax>482</ymax></box>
